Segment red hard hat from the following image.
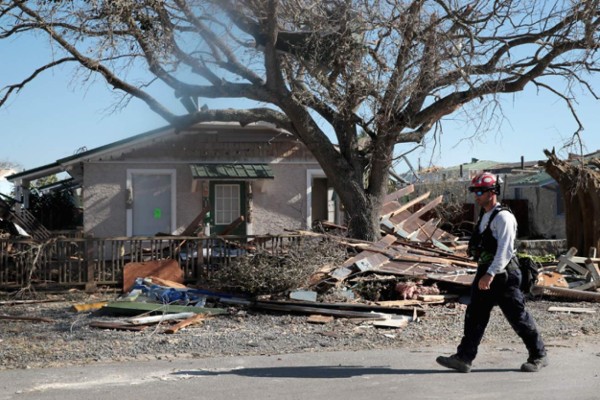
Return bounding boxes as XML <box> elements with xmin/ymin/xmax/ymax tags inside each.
<box><xmin>469</xmin><ymin>172</ymin><xmax>499</xmax><ymax>193</ymax></box>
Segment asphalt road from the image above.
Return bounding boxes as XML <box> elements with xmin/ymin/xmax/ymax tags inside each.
<box><xmin>1</xmin><ymin>342</ymin><xmax>599</xmax><ymax>400</ymax></box>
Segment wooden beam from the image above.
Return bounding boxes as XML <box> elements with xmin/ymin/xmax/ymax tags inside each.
<box><xmin>400</xmin><ymin>195</ymin><xmax>444</xmax><ymax>227</ymax></box>
<box><xmin>556</xmin><ymin>247</ymin><xmax>578</xmax><ymax>272</ymax></box>
<box><xmin>383</xmin><ymin>185</ymin><xmax>415</xmax><ymax>203</ymax></box>
<box><xmin>548</xmin><ymin>306</ymin><xmax>596</xmax><ymax>314</ymax></box>
<box><xmin>180</xmin><ymin>204</ymin><xmax>211</xmax><ymax>236</ymax></box>
<box><xmin>0</xmin><ymin>314</ymin><xmax>54</xmax><ymax>323</ymax></box>
<box><xmin>219</xmin><ymin>215</ymin><xmax>245</xmax><ymax>235</ymax></box>
<box><xmin>128</xmin><ymin>312</ymin><xmax>196</xmax><ymax>325</ymax></box>
<box><xmin>584</xmin><ymin>259</ymin><xmax>600</xmax><ymax>282</ymax></box>
<box><xmin>163</xmin><ymin>313</ymin><xmax>210</xmax><ymax>334</ymax></box>
<box><xmin>380</xmin><ymin>191</ymin><xmax>431</xmax><ymax>220</ymax></box>
<box><xmin>89</xmin><ymin>321</ymin><xmax>148</xmax><ymax>331</ymax></box>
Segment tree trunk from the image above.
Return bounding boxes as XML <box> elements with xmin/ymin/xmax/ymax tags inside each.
<box><xmin>344</xmin><ymin>195</ymin><xmax>381</xmax><ymax>242</ymax></box>
<box><xmin>544</xmin><ymin>150</ymin><xmax>600</xmax><ymax>255</ymax></box>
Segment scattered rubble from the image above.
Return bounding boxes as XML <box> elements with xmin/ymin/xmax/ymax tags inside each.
<box><xmin>1</xmin><ymin>186</ymin><xmax>599</xmax><ymax>372</ymax></box>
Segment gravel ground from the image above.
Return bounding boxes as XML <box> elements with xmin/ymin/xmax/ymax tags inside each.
<box><xmin>1</xmin><ymin>291</ymin><xmax>599</xmax><ymax>371</ymax></box>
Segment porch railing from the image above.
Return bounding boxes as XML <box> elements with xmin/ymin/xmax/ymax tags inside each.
<box><xmin>0</xmin><ymin>234</ymin><xmax>305</xmax><ymax>290</ymax></box>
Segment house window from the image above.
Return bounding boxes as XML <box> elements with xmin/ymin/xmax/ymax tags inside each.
<box><xmin>214</xmin><ymin>184</ymin><xmax>240</xmax><ymax>225</ymax></box>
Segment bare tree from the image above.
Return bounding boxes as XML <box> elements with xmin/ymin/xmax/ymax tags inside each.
<box><xmin>1</xmin><ymin>0</ymin><xmax>599</xmax><ymax>241</ymax></box>
<box><xmin>544</xmin><ymin>149</ymin><xmax>600</xmax><ymax>255</ymax></box>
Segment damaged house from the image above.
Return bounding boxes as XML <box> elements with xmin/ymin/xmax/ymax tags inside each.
<box><xmin>407</xmin><ymin>157</ymin><xmax>568</xmax><ymax>241</ymax></box>
<box><xmin>6</xmin><ymin>122</ymin><xmax>343</xmax><ymax>238</ymax></box>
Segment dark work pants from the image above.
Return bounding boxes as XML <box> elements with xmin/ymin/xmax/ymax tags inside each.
<box><xmin>456</xmin><ymin>264</ymin><xmax>546</xmax><ymax>363</ymax></box>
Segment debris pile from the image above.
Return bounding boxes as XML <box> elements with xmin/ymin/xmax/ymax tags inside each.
<box><xmin>3</xmin><ymin>185</ymin><xmax>600</xmax><ymax>335</ymax></box>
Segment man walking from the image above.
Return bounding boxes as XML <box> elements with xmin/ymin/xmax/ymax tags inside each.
<box><xmin>436</xmin><ymin>172</ymin><xmax>547</xmax><ymax>373</ymax></box>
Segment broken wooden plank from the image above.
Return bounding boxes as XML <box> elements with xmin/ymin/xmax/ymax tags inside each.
<box><xmin>179</xmin><ymin>204</ymin><xmax>211</xmax><ymax>236</ymax></box>
<box><xmin>556</xmin><ymin>255</ymin><xmax>590</xmax><ymax>277</ymax></box>
<box><xmin>584</xmin><ymin>259</ymin><xmax>600</xmax><ymax>282</ymax></box>
<box><xmin>569</xmin><ymin>256</ymin><xmax>600</xmax><ymax>264</ymax></box>
<box><xmin>258</xmin><ymin>300</ymin><xmax>426</xmax><ymax>317</ymax></box>
<box><xmin>380</xmin><ymin>191</ymin><xmax>431</xmax><ymax>220</ymax></box>
<box><xmin>148</xmin><ymin>276</ymin><xmax>188</xmax><ymax>288</ymax></box>
<box><xmin>252</xmin><ymin>301</ymin><xmax>387</xmax><ymax>319</ymax></box>
<box><xmin>372</xmin><ymin>314</ymin><xmax>411</xmax><ymax>328</ymax></box>
<box><xmin>306</xmin><ymin>315</ymin><xmax>334</xmax><ymax>324</ymax></box>
<box><xmin>383</xmin><ymin>185</ymin><xmax>415</xmax><ymax>203</ymax></box>
<box><xmin>375</xmin><ymin>300</ymin><xmax>424</xmax><ymax>307</ymax></box>
<box><xmin>572</xmin><ymin>280</ymin><xmax>600</xmax><ymax>291</ymax></box>
<box><xmin>0</xmin><ymin>299</ymin><xmax>59</xmax><ymax>306</ymax></box>
<box><xmin>89</xmin><ymin>321</ymin><xmax>148</xmax><ymax>331</ymax></box>
<box><xmin>417</xmin><ymin>294</ymin><xmax>460</xmax><ymax>303</ymax></box>
<box><xmin>219</xmin><ymin>215</ymin><xmax>245</xmax><ymax>236</ymax></box>
<box><xmin>102</xmin><ymin>301</ymin><xmax>227</xmax><ymax>316</ymax></box>
<box><xmin>163</xmin><ymin>313</ymin><xmax>210</xmax><ymax>334</ymax></box>
<box><xmin>556</xmin><ymin>247</ymin><xmax>578</xmax><ymax>273</ymax></box>
<box><xmin>128</xmin><ymin>312</ymin><xmax>195</xmax><ymax>325</ymax></box>
<box><xmin>535</xmin><ymin>285</ymin><xmax>600</xmax><ymax>302</ymax></box>
<box><xmin>0</xmin><ymin>314</ymin><xmax>54</xmax><ymax>323</ymax></box>
<box><xmin>547</xmin><ymin>306</ymin><xmax>596</xmax><ymax>314</ymax></box>
<box><xmin>71</xmin><ymin>301</ymin><xmax>109</xmax><ymax>313</ymax></box>
<box><xmin>398</xmin><ymin>195</ymin><xmax>443</xmax><ymax>228</ymax></box>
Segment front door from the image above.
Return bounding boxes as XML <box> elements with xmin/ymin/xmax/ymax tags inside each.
<box><xmin>209</xmin><ymin>181</ymin><xmax>246</xmax><ymax>235</ymax></box>
<box><xmin>128</xmin><ymin>170</ymin><xmax>175</xmax><ymax>236</ymax></box>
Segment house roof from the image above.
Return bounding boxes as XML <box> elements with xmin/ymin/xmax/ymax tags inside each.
<box><xmin>509</xmin><ymin>171</ymin><xmax>555</xmax><ymax>187</ymax></box>
<box><xmin>6</xmin><ymin>121</ymin><xmax>291</xmax><ymax>184</ymax></box>
<box><xmin>442</xmin><ymin>160</ymin><xmax>500</xmax><ymax>172</ymax></box>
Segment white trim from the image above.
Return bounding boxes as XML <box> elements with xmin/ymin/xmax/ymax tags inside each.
<box><xmin>126</xmin><ymin>169</ymin><xmax>177</xmax><ymax>236</ymax></box>
<box><xmin>306</xmin><ymin>169</ymin><xmax>326</xmax><ymax>229</ymax></box>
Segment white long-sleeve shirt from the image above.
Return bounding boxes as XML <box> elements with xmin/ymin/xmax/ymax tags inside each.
<box><xmin>478</xmin><ymin>203</ymin><xmax>518</xmax><ymax>276</ymax></box>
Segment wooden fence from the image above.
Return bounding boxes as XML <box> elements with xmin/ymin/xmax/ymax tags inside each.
<box><xmin>0</xmin><ymin>234</ymin><xmax>305</xmax><ymax>290</ymax></box>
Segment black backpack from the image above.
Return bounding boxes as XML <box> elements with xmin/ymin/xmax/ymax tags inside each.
<box><xmin>516</xmin><ymin>256</ymin><xmax>540</xmax><ymax>297</ymax></box>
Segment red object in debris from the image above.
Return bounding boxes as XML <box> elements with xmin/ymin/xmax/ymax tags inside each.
<box><xmin>122</xmin><ymin>259</ymin><xmax>184</xmax><ymax>293</ymax></box>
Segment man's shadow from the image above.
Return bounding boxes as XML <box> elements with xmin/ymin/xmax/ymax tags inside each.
<box><xmin>172</xmin><ymin>365</ymin><xmax>513</xmax><ymax>379</ymax></box>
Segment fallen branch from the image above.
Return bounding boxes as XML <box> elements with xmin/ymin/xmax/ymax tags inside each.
<box><xmin>0</xmin><ymin>314</ymin><xmax>54</xmax><ymax>323</ymax></box>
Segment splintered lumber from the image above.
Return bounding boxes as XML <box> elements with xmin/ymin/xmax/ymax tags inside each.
<box><xmin>417</xmin><ymin>294</ymin><xmax>459</xmax><ymax>303</ymax></box>
<box><xmin>584</xmin><ymin>259</ymin><xmax>600</xmax><ymax>282</ymax></box>
<box><xmin>0</xmin><ymin>314</ymin><xmax>54</xmax><ymax>323</ymax></box>
<box><xmin>375</xmin><ymin>300</ymin><xmax>424</xmax><ymax>307</ymax></box>
<box><xmin>72</xmin><ymin>301</ymin><xmax>109</xmax><ymax>313</ymax></box>
<box><xmin>128</xmin><ymin>312</ymin><xmax>195</xmax><ymax>325</ymax></box>
<box><xmin>148</xmin><ymin>276</ymin><xmax>188</xmax><ymax>288</ymax></box>
<box><xmin>252</xmin><ymin>301</ymin><xmax>387</xmax><ymax>319</ymax></box>
<box><xmin>306</xmin><ymin>315</ymin><xmax>334</xmax><ymax>324</ymax></box>
<box><xmin>547</xmin><ymin>306</ymin><xmax>596</xmax><ymax>314</ymax></box>
<box><xmin>535</xmin><ymin>285</ymin><xmax>600</xmax><ymax>302</ymax></box>
<box><xmin>179</xmin><ymin>204</ymin><xmax>211</xmax><ymax>236</ymax></box>
<box><xmin>0</xmin><ymin>299</ymin><xmax>59</xmax><ymax>306</ymax></box>
<box><xmin>383</xmin><ymin>185</ymin><xmax>415</xmax><ymax>203</ymax></box>
<box><xmin>372</xmin><ymin>314</ymin><xmax>411</xmax><ymax>328</ymax></box>
<box><xmin>256</xmin><ymin>300</ymin><xmax>426</xmax><ymax>317</ymax></box>
<box><xmin>102</xmin><ymin>301</ymin><xmax>227</xmax><ymax>316</ymax></box>
<box><xmin>219</xmin><ymin>215</ymin><xmax>245</xmax><ymax>235</ymax></box>
<box><xmin>89</xmin><ymin>321</ymin><xmax>148</xmax><ymax>331</ymax></box>
<box><xmin>164</xmin><ymin>313</ymin><xmax>210</xmax><ymax>334</ymax></box>
<box><xmin>381</xmin><ymin>191</ymin><xmax>431</xmax><ymax>220</ymax></box>
<box><xmin>399</xmin><ymin>195</ymin><xmax>444</xmax><ymax>228</ymax></box>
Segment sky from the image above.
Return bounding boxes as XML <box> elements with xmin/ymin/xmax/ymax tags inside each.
<box><xmin>2</xmin><ymin>35</ymin><xmax>600</xmax><ymax>194</ymax></box>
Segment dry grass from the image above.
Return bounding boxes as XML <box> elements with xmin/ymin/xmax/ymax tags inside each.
<box><xmin>209</xmin><ymin>238</ymin><xmax>347</xmax><ymax>296</ymax></box>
